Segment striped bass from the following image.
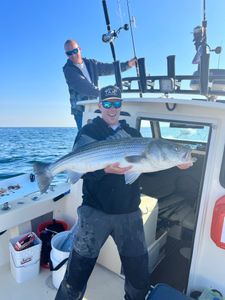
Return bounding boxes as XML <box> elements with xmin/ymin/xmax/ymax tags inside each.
<box><xmin>33</xmin><ymin>134</ymin><xmax>195</xmax><ymax>193</ymax></box>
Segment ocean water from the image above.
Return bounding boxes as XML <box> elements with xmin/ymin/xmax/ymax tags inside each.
<box><xmin>0</xmin><ymin>127</ymin><xmax>77</xmax><ymax>182</ymax></box>
<box><xmin>0</xmin><ymin>126</ymin><xmax>208</xmax><ymax>183</ymax></box>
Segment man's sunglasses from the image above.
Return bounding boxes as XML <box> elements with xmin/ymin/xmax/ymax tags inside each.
<box><xmin>101</xmin><ymin>100</ymin><xmax>122</xmax><ymax>109</ymax></box>
<box><xmin>66</xmin><ymin>48</ymin><xmax>79</xmax><ymax>56</ymax></box>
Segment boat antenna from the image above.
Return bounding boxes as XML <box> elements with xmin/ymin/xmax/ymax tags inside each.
<box><xmin>199</xmin><ymin>0</ymin><xmax>222</xmax><ymax>97</ymax></box>
<box><xmin>126</xmin><ymin>0</ymin><xmax>137</xmax><ymax>60</ymax></box>
<box><xmin>126</xmin><ymin>0</ymin><xmax>143</xmax><ymax>97</ymax></box>
<box><xmin>203</xmin><ymin>0</ymin><xmax>206</xmax><ymax>22</ymax></box>
<box><xmin>116</xmin><ymin>0</ymin><xmax>124</xmax><ymax>26</ymax></box>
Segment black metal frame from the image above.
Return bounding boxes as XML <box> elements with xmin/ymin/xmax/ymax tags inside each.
<box><xmin>102</xmin><ymin>0</ymin><xmax>225</xmax><ymax>99</ymax></box>
<box><xmin>115</xmin><ymin>56</ymin><xmax>225</xmax><ymax>98</ymax></box>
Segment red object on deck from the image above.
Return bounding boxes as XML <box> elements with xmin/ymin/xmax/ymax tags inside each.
<box><xmin>211</xmin><ymin>195</ymin><xmax>225</xmax><ymax>249</ymax></box>
<box><xmin>37</xmin><ymin>219</ymin><xmax>68</xmax><ymax>237</ymax></box>
<box><xmin>37</xmin><ymin>219</ymin><xmax>69</xmax><ymax>268</ymax></box>
<box><xmin>14</xmin><ymin>232</ymin><xmax>35</xmax><ymax>251</ymax></box>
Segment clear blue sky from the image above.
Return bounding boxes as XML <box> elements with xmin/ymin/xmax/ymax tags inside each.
<box><xmin>1</xmin><ymin>0</ymin><xmax>225</xmax><ymax>127</ymax></box>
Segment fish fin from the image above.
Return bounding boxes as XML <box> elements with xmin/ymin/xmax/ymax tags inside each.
<box><xmin>73</xmin><ymin>135</ymin><xmax>96</xmax><ymax>151</ymax></box>
<box><xmin>125</xmin><ymin>154</ymin><xmax>145</xmax><ymax>163</ymax></box>
<box><xmin>125</xmin><ymin>172</ymin><xmax>141</xmax><ymax>184</ymax></box>
<box><xmin>33</xmin><ymin>162</ymin><xmax>53</xmax><ymax>193</ymax></box>
<box><xmin>106</xmin><ymin>129</ymin><xmax>132</xmax><ymax>141</ymax></box>
<box><xmin>67</xmin><ymin>171</ymin><xmax>83</xmax><ymax>184</ymax></box>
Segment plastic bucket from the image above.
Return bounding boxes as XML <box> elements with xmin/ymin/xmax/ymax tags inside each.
<box><xmin>50</xmin><ymin>231</ymin><xmax>73</xmax><ymax>289</ymax></box>
<box><xmin>9</xmin><ymin>232</ymin><xmax>42</xmax><ymax>283</ymax></box>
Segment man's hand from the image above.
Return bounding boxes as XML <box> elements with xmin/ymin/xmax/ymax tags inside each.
<box><xmin>128</xmin><ymin>58</ymin><xmax>137</xmax><ymax>68</ymax></box>
<box><xmin>104</xmin><ymin>162</ymin><xmax>132</xmax><ymax>174</ymax></box>
<box><xmin>177</xmin><ymin>162</ymin><xmax>193</xmax><ymax>170</ymax></box>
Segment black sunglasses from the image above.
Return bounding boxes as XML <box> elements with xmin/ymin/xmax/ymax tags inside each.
<box><xmin>101</xmin><ymin>100</ymin><xmax>122</xmax><ymax>109</ymax></box>
<box><xmin>66</xmin><ymin>48</ymin><xmax>79</xmax><ymax>56</ymax></box>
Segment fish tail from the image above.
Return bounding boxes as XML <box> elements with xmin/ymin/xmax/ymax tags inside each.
<box><xmin>33</xmin><ymin>162</ymin><xmax>53</xmax><ymax>193</ymax></box>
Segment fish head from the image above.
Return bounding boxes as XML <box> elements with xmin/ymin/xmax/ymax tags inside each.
<box><xmin>145</xmin><ymin>139</ymin><xmax>194</xmax><ymax>169</ymax></box>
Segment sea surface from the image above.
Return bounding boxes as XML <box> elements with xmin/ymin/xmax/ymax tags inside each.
<box><xmin>0</xmin><ymin>126</ymin><xmax>208</xmax><ymax>183</ymax></box>
<box><xmin>0</xmin><ymin>127</ymin><xmax>77</xmax><ymax>182</ymax></box>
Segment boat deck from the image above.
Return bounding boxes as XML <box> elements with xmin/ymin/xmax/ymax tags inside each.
<box><xmin>0</xmin><ymin>263</ymin><xmax>124</xmax><ymax>300</ymax></box>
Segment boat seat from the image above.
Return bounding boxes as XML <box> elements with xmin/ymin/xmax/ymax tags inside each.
<box><xmin>158</xmin><ymin>194</ymin><xmax>184</xmax><ymax>213</ymax></box>
<box><xmin>182</xmin><ymin>210</ymin><xmax>195</xmax><ymax>231</ymax></box>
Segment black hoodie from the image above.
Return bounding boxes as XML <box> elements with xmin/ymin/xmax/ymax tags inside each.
<box><xmin>74</xmin><ymin>117</ymin><xmax>142</xmax><ymax>214</ymax></box>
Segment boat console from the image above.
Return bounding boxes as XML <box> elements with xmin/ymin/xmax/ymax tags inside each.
<box><xmin>0</xmin><ymin>174</ymin><xmax>70</xmax><ymax>233</ymax></box>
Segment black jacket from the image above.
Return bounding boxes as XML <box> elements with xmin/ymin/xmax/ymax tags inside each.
<box><xmin>63</xmin><ymin>58</ymin><xmax>131</xmax><ymax>114</ymax></box>
<box><xmin>74</xmin><ymin>117</ymin><xmax>142</xmax><ymax>214</ymax></box>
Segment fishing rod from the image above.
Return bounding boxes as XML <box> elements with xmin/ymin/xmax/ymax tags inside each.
<box><xmin>199</xmin><ymin>0</ymin><xmax>220</xmax><ymax>95</ymax></box>
<box><xmin>102</xmin><ymin>0</ymin><xmax>129</xmax><ymax>62</ymax></box>
<box><xmin>102</xmin><ymin>0</ymin><xmax>117</xmax><ymax>62</ymax></box>
<box><xmin>198</xmin><ymin>0</ymin><xmax>208</xmax><ymax>95</ymax></box>
<box><xmin>126</xmin><ymin>0</ymin><xmax>143</xmax><ymax>97</ymax></box>
<box><xmin>192</xmin><ymin>0</ymin><xmax>222</xmax><ymax>96</ymax></box>
<box><xmin>101</xmin><ymin>0</ymin><xmax>144</xmax><ymax>96</ymax></box>
<box><xmin>102</xmin><ymin>0</ymin><xmax>129</xmax><ymax>89</ymax></box>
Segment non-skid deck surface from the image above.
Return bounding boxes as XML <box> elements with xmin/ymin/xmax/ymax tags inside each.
<box><xmin>0</xmin><ymin>263</ymin><xmax>124</xmax><ymax>300</ymax></box>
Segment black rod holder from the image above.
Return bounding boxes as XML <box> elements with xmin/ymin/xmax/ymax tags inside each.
<box><xmin>138</xmin><ymin>57</ymin><xmax>147</xmax><ymax>93</ymax></box>
<box><xmin>113</xmin><ymin>61</ymin><xmax>122</xmax><ymax>90</ymax></box>
<box><xmin>167</xmin><ymin>55</ymin><xmax>176</xmax><ymax>78</ymax></box>
<box><xmin>200</xmin><ymin>53</ymin><xmax>210</xmax><ymax>95</ymax></box>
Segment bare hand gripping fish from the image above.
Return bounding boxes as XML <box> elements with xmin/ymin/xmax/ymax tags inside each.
<box><xmin>33</xmin><ymin>132</ymin><xmax>195</xmax><ymax>193</ymax></box>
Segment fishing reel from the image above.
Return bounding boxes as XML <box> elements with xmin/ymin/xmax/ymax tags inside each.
<box><xmin>192</xmin><ymin>25</ymin><xmax>222</xmax><ymax>54</ymax></box>
<box><xmin>102</xmin><ymin>24</ymin><xmax>129</xmax><ymax>43</ymax></box>
<box><xmin>207</xmin><ymin>45</ymin><xmax>222</xmax><ymax>54</ymax></box>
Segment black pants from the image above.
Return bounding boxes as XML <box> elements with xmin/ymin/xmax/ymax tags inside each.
<box><xmin>55</xmin><ymin>206</ymin><xmax>150</xmax><ymax>300</ymax></box>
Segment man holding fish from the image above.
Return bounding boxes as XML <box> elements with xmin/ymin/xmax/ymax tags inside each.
<box><xmin>54</xmin><ymin>85</ymin><xmax>192</xmax><ymax>300</ymax></box>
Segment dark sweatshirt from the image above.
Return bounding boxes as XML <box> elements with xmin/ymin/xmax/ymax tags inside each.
<box><xmin>74</xmin><ymin>117</ymin><xmax>142</xmax><ymax>214</ymax></box>
<box><xmin>63</xmin><ymin>58</ymin><xmax>131</xmax><ymax>114</ymax></box>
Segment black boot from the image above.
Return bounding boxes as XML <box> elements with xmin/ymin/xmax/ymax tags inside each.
<box><xmin>55</xmin><ymin>249</ymin><xmax>97</xmax><ymax>300</ymax></box>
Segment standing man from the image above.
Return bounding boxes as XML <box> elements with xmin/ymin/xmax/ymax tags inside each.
<box><xmin>63</xmin><ymin>39</ymin><xmax>136</xmax><ymax>129</ymax></box>
<box><xmin>55</xmin><ymin>85</ymin><xmax>150</xmax><ymax>300</ymax></box>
